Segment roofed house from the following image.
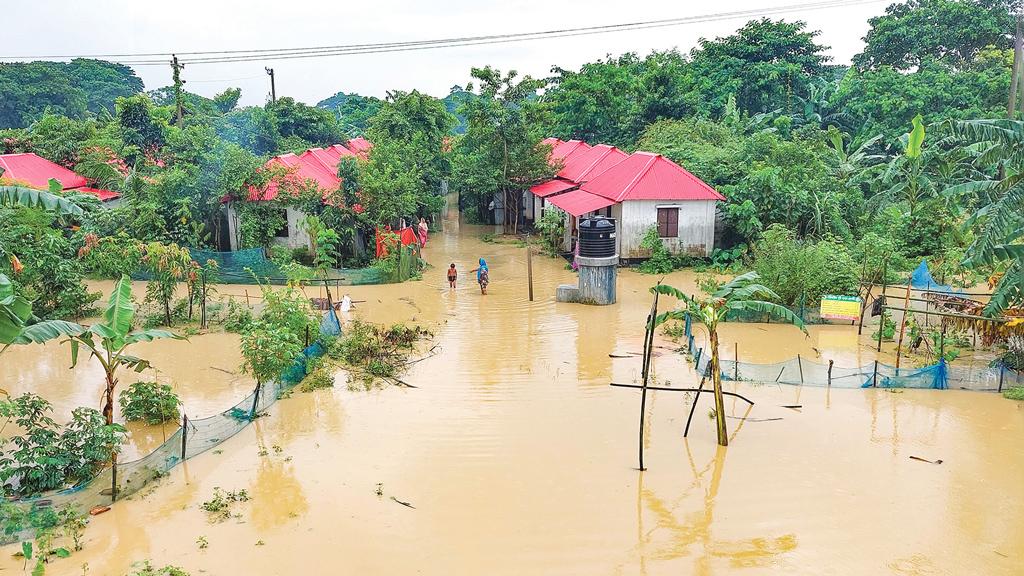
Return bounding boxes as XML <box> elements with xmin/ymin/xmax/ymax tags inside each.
<box><xmin>0</xmin><ymin>153</ymin><xmax>121</xmax><ymax>206</ymax></box>
<box><xmin>224</xmin><ymin>139</ymin><xmax>370</xmax><ymax>251</ymax></box>
<box><xmin>527</xmin><ymin>141</ymin><xmax>724</xmax><ymax>261</ymax></box>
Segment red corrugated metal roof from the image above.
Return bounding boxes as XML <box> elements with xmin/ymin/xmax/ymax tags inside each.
<box><xmin>346</xmin><ymin>137</ymin><xmax>373</xmax><ymax>157</ymax></box>
<box><xmin>582</xmin><ymin>152</ymin><xmax>725</xmax><ymax>202</ymax></box>
<box><xmin>549</xmin><ymin>139</ymin><xmax>591</xmax><ymax>163</ymax></box>
<box><xmin>77</xmin><ymin>187</ymin><xmax>120</xmax><ymax>201</ymax></box>
<box><xmin>0</xmin><ymin>153</ymin><xmax>88</xmax><ymax>190</ymax></box>
<box><xmin>529</xmin><ymin>179</ymin><xmax>578</xmax><ymax>197</ymax></box>
<box><xmin>546</xmin><ymin>188</ymin><xmax>616</xmax><ymax>217</ymax></box>
<box><xmin>245</xmin><ymin>141</ymin><xmax>368</xmax><ymax>202</ymax></box>
<box><xmin>557</xmin><ymin>144</ymin><xmax>628</xmax><ymax>183</ymax></box>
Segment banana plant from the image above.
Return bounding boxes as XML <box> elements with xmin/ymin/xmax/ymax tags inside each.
<box><xmin>0</xmin><ymin>273</ymin><xmax>83</xmax><ymax>356</ymax></box>
<box><xmin>64</xmin><ymin>275</ymin><xmax>182</xmax><ymax>426</ymax></box>
<box><xmin>651</xmin><ymin>272</ymin><xmax>806</xmax><ymax>447</ymax></box>
<box><xmin>0</xmin><ymin>178</ymin><xmax>85</xmax><ymax>218</ymax></box>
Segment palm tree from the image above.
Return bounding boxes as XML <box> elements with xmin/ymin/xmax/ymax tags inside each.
<box><xmin>944</xmin><ymin>119</ymin><xmax>1024</xmax><ymax>314</ymax></box>
<box><xmin>651</xmin><ymin>272</ymin><xmax>806</xmax><ymax>447</ymax></box>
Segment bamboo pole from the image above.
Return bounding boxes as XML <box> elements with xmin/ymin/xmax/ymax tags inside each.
<box><xmin>797</xmin><ymin>354</ymin><xmax>804</xmax><ymax>384</ymax></box>
<box><xmin>877</xmin><ymin>262</ymin><xmax>888</xmax><ymax>351</ymax></box>
<box><xmin>894</xmin><ymin>280</ymin><xmax>913</xmax><ymax>369</ymax></box>
<box><xmin>180</xmin><ymin>414</ymin><xmax>188</xmax><ymax>460</ymax></box>
<box><xmin>527</xmin><ymin>236</ymin><xmax>534</xmax><ymax>302</ymax></box>
<box><xmin>873</xmin><ymin>360</ymin><xmax>879</xmax><ymax>388</ymax></box>
<box><xmin>827</xmin><ymin>360</ymin><xmax>833</xmax><ymax>387</ymax></box>
<box><xmin>637</xmin><ymin>290</ymin><xmax>659</xmax><ymax>471</ymax></box>
<box><xmin>734</xmin><ymin>342</ymin><xmax>739</xmax><ymax>380</ymax></box>
<box><xmin>683</xmin><ymin>373</ymin><xmax>707</xmax><ymax>438</ymax></box>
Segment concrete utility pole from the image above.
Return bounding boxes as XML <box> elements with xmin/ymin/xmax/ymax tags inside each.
<box><xmin>171</xmin><ymin>54</ymin><xmax>185</xmax><ymax>124</ymax></box>
<box><xmin>1010</xmin><ymin>14</ymin><xmax>1023</xmax><ymax>117</ymax></box>
<box><xmin>265</xmin><ymin>67</ymin><xmax>277</xmax><ymax>103</ymax></box>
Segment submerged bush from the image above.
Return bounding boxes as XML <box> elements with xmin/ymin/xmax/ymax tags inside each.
<box><xmin>0</xmin><ymin>394</ymin><xmax>126</xmax><ymax>497</ymax></box>
<box><xmin>126</xmin><ymin>562</ymin><xmax>191</xmax><ymax>576</ymax></box>
<box><xmin>328</xmin><ymin>320</ymin><xmax>431</xmax><ymax>386</ymax></box>
<box><xmin>751</xmin><ymin>224</ymin><xmax>859</xmax><ymax>305</ymax></box>
<box><xmin>119</xmin><ymin>382</ymin><xmax>180</xmax><ymax>425</ymax></box>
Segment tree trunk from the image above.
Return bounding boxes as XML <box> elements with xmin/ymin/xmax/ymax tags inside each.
<box><xmin>102</xmin><ymin>373</ymin><xmax>117</xmax><ymax>426</ymax></box>
<box><xmin>710</xmin><ymin>330</ymin><xmax>729</xmax><ymax>447</ymax></box>
<box><xmin>1010</xmin><ymin>15</ymin><xmax>1023</xmax><ymax>117</ymax></box>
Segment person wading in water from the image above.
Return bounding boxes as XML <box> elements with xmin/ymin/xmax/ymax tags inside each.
<box><xmin>471</xmin><ymin>258</ymin><xmax>489</xmax><ymax>295</ymax></box>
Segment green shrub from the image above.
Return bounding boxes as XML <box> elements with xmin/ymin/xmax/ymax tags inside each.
<box><xmin>1002</xmin><ymin>387</ymin><xmax>1024</xmax><ymax>401</ymax></box>
<box><xmin>534</xmin><ymin>208</ymin><xmax>566</xmax><ymax>255</ymax></box>
<box><xmin>638</xmin><ymin>227</ymin><xmax>677</xmax><ymax>274</ymax></box>
<box><xmin>118</xmin><ymin>382</ymin><xmax>180</xmax><ymax>425</ymax></box>
<box><xmin>328</xmin><ymin>320</ymin><xmax>431</xmax><ymax>386</ymax></box>
<box><xmin>0</xmin><ymin>394</ymin><xmax>126</xmax><ymax>497</ymax></box>
<box><xmin>751</xmin><ymin>224</ymin><xmax>859</xmax><ymax>305</ymax></box>
<box><xmin>299</xmin><ymin>357</ymin><xmax>335</xmax><ymax>392</ymax></box>
<box><xmin>223</xmin><ymin>299</ymin><xmax>253</xmax><ymax>332</ymax></box>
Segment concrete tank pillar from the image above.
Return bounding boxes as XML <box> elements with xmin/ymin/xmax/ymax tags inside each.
<box><xmin>556</xmin><ymin>254</ymin><xmax>618</xmax><ymax>305</ymax></box>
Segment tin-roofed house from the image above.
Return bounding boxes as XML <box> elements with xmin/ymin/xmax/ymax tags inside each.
<box><xmin>528</xmin><ymin>141</ymin><xmax>724</xmax><ymax>262</ymax></box>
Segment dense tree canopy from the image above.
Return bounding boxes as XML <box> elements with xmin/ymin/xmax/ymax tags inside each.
<box><xmin>0</xmin><ymin>59</ymin><xmax>143</xmax><ymax>129</ymax></box>
<box><xmin>853</xmin><ymin>0</ymin><xmax>1014</xmax><ymax>71</ymax></box>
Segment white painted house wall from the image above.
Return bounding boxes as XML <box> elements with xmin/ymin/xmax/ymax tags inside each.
<box><xmin>616</xmin><ymin>199</ymin><xmax>716</xmax><ymax>259</ymax></box>
<box><xmin>225</xmin><ymin>203</ymin><xmax>310</xmax><ymax>252</ymax></box>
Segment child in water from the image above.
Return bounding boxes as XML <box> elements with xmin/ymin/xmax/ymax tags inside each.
<box><xmin>447</xmin><ymin>263</ymin><xmax>458</xmax><ymax>289</ymax></box>
<box><xmin>470</xmin><ymin>258</ymin><xmax>489</xmax><ymax>295</ymax></box>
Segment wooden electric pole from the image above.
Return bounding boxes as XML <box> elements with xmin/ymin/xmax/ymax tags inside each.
<box><xmin>265</xmin><ymin>67</ymin><xmax>277</xmax><ymax>103</ymax></box>
<box><xmin>1010</xmin><ymin>14</ymin><xmax>1023</xmax><ymax>117</ymax></box>
<box><xmin>171</xmin><ymin>55</ymin><xmax>185</xmax><ymax>124</ymax></box>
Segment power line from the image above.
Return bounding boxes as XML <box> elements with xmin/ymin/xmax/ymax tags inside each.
<box><xmin>1</xmin><ymin>0</ymin><xmax>885</xmax><ymax>66</ymax></box>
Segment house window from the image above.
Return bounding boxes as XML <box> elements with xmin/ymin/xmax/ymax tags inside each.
<box><xmin>274</xmin><ymin>209</ymin><xmax>290</xmax><ymax>238</ymax></box>
<box><xmin>657</xmin><ymin>207</ymin><xmax>679</xmax><ymax>238</ymax></box>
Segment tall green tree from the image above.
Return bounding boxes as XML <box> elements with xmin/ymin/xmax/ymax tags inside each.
<box><xmin>853</xmin><ymin>0</ymin><xmax>1014</xmax><ymax>71</ymax></box>
<box><xmin>689</xmin><ymin>18</ymin><xmax>830</xmax><ymax>114</ymax></box>
<box><xmin>452</xmin><ymin>67</ymin><xmax>555</xmax><ymax>231</ymax></box>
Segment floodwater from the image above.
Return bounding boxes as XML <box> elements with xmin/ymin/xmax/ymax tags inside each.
<box><xmin>1</xmin><ymin>204</ymin><xmax>1023</xmax><ymax>575</ymax></box>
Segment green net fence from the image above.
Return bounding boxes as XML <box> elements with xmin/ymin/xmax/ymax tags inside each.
<box><xmin>134</xmin><ymin>245</ymin><xmax>425</xmax><ymax>286</ymax></box>
<box><xmin>188</xmin><ymin>247</ymin><xmax>423</xmax><ymax>286</ymax></box>
<box><xmin>682</xmin><ymin>313</ymin><xmax>1021</xmax><ymax>391</ymax></box>
<box><xmin>4</xmin><ymin>310</ymin><xmax>342</xmax><ymax>541</ymax></box>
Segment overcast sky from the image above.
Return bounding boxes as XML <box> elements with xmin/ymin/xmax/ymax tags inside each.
<box><xmin>5</xmin><ymin>0</ymin><xmax>890</xmax><ymax>107</ymax></box>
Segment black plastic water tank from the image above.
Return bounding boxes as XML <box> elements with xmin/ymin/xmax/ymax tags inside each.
<box><xmin>578</xmin><ymin>217</ymin><xmax>616</xmax><ymax>258</ymax></box>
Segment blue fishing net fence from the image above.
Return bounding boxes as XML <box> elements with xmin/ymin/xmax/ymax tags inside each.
<box><xmin>6</xmin><ymin>309</ymin><xmax>342</xmax><ymax>537</ymax></box>
<box><xmin>681</xmin><ymin>313</ymin><xmax>1022</xmax><ymax>391</ymax></box>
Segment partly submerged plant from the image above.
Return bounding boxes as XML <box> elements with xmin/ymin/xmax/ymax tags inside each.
<box><xmin>652</xmin><ymin>271</ymin><xmax>806</xmax><ymax>446</ymax></box>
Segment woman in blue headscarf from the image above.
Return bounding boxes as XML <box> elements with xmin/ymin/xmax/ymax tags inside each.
<box><xmin>470</xmin><ymin>258</ymin><xmax>489</xmax><ymax>295</ymax></box>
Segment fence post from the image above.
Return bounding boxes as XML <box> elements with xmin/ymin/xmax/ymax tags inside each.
<box><xmin>694</xmin><ymin>348</ymin><xmax>703</xmax><ymax>371</ymax></box>
<box><xmin>734</xmin><ymin>342</ymin><xmax>739</xmax><ymax>380</ymax></box>
<box><xmin>797</xmin><ymin>354</ymin><xmax>804</xmax><ymax>384</ymax></box>
<box><xmin>999</xmin><ymin>363</ymin><xmax>1005</xmax><ymax>393</ymax></box>
<box><xmin>527</xmin><ymin>237</ymin><xmax>534</xmax><ymax>302</ymax></box>
<box><xmin>828</xmin><ymin>360</ymin><xmax>834</xmax><ymax>387</ymax></box>
<box><xmin>873</xmin><ymin>360</ymin><xmax>879</xmax><ymax>388</ymax></box>
<box><xmin>877</xmin><ymin>263</ymin><xmax>888</xmax><ymax>352</ymax></box>
<box><xmin>180</xmin><ymin>413</ymin><xmax>188</xmax><ymax>460</ymax></box>
<box><xmin>249</xmin><ymin>383</ymin><xmax>261</xmax><ymax>420</ymax></box>
<box><xmin>111</xmin><ymin>461</ymin><xmax>118</xmax><ymax>503</ymax></box>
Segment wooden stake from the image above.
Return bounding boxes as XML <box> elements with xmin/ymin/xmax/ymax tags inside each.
<box><xmin>797</xmin><ymin>354</ymin><xmax>804</xmax><ymax>384</ymax></box>
<box><xmin>827</xmin><ymin>360</ymin><xmax>833</xmax><ymax>387</ymax></box>
<box><xmin>734</xmin><ymin>342</ymin><xmax>739</xmax><ymax>380</ymax></box>
<box><xmin>637</xmin><ymin>289</ymin><xmax>659</xmax><ymax>471</ymax></box>
<box><xmin>873</xmin><ymin>360</ymin><xmax>879</xmax><ymax>388</ymax></box>
<box><xmin>877</xmin><ymin>262</ymin><xmax>888</xmax><ymax>352</ymax></box>
<box><xmin>684</xmin><ymin>373</ymin><xmax>707</xmax><ymax>438</ymax></box>
<box><xmin>894</xmin><ymin>279</ymin><xmax>912</xmax><ymax>369</ymax></box>
<box><xmin>527</xmin><ymin>236</ymin><xmax>534</xmax><ymax>302</ymax></box>
<box><xmin>180</xmin><ymin>413</ymin><xmax>188</xmax><ymax>460</ymax></box>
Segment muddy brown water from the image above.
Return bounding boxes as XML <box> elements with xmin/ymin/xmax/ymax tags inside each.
<box><xmin>1</xmin><ymin>208</ymin><xmax>1022</xmax><ymax>574</ymax></box>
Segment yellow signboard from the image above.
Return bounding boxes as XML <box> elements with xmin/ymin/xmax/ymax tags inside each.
<box><xmin>820</xmin><ymin>295</ymin><xmax>861</xmax><ymax>321</ymax></box>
